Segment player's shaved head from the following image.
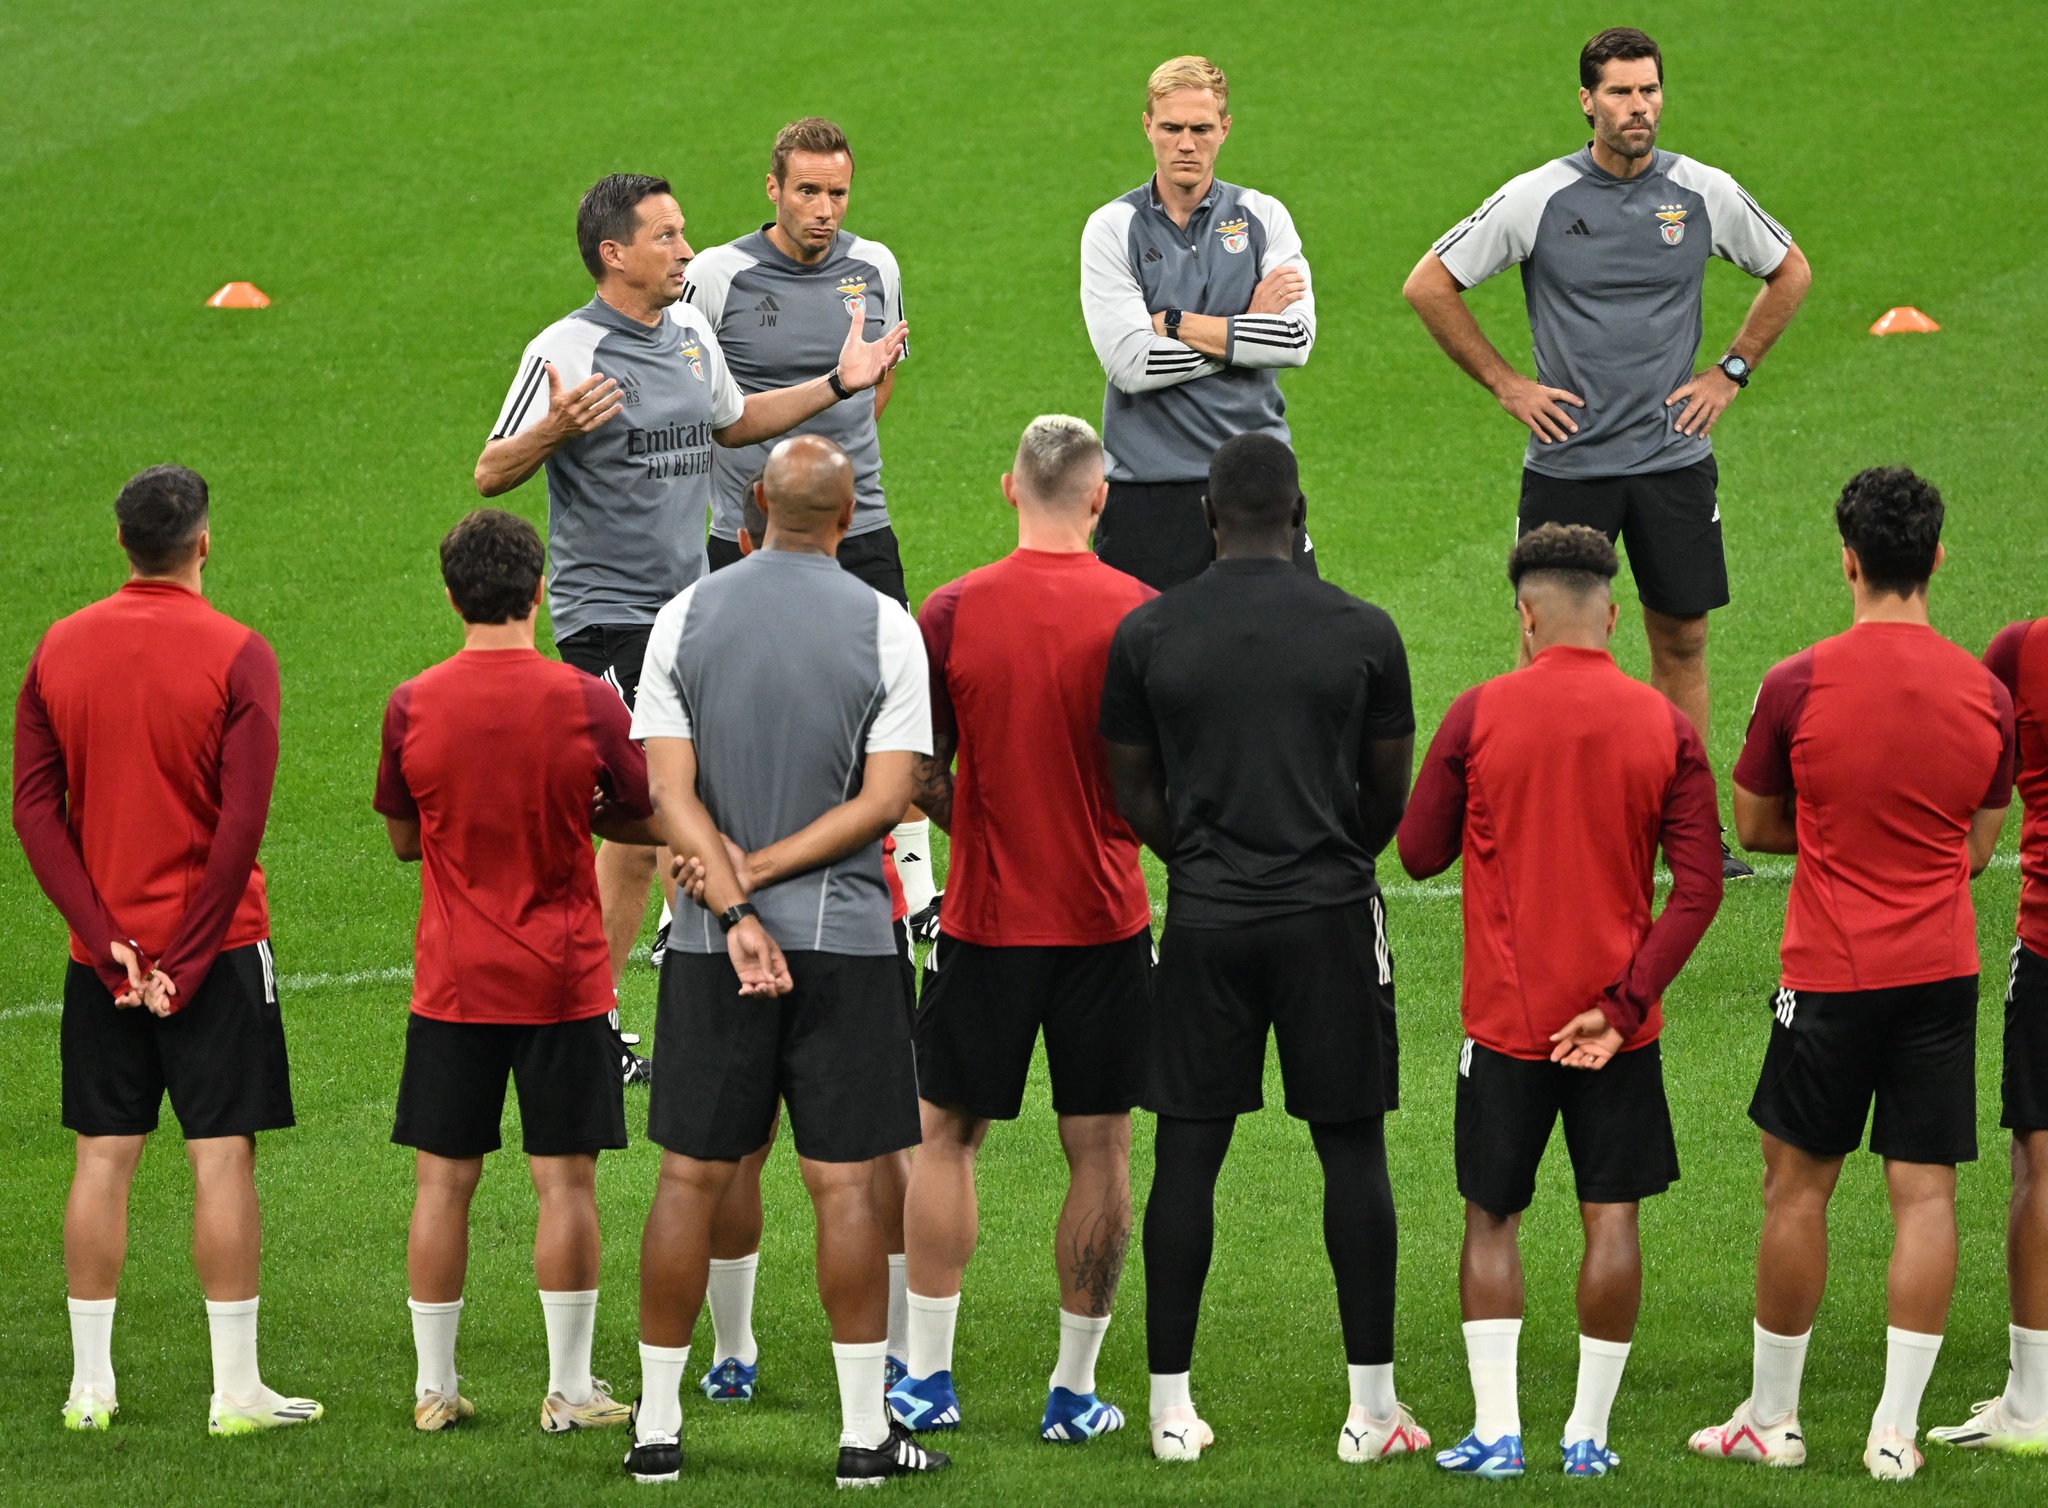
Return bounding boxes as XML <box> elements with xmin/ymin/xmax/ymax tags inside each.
<box><xmin>1508</xmin><ymin>522</ymin><xmax>1618</xmax><ymax>600</ymax></box>
<box><xmin>1207</xmin><ymin>432</ymin><xmax>1300</xmax><ymax>533</ymax></box>
<box><xmin>761</xmin><ymin>434</ymin><xmax>856</xmax><ymax>531</ymax></box>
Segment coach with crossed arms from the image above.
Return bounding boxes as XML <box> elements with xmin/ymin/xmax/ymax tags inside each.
<box><xmin>1081</xmin><ymin>55</ymin><xmax>1318</xmax><ymax>590</ymax></box>
<box><xmin>474</xmin><ymin>172</ymin><xmax>905</xmax><ymax>1073</ymax></box>
<box><xmin>1404</xmin><ymin>27</ymin><xmax>1811</xmax><ymax>879</ymax></box>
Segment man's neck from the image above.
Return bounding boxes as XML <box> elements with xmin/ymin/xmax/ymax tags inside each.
<box><xmin>463</xmin><ymin>617</ymin><xmax>537</xmax><ymax>651</ymax></box>
<box><xmin>595</xmin><ymin>282</ymin><xmax>667</xmax><ymax>328</ymax></box>
<box><xmin>1588</xmin><ymin>139</ymin><xmax>1654</xmax><ymax>180</ymax></box>
<box><xmin>129</xmin><ymin>565</ymin><xmax>203</xmax><ymax>594</ymax></box>
<box><xmin>762</xmin><ymin>527</ymin><xmax>841</xmax><ymax>557</ymax></box>
<box><xmin>1851</xmin><ymin>587</ymin><xmax>1932</xmax><ymax>627</ymax></box>
<box><xmin>1213</xmin><ymin>529</ymin><xmax>1292</xmax><ymax>563</ymax></box>
<box><xmin>1016</xmin><ymin>508</ymin><xmax>1093</xmax><ymax>554</ymax></box>
<box><xmin>766</xmin><ymin>221</ymin><xmax>830</xmax><ymax>266</ymax></box>
<box><xmin>1154</xmin><ymin>171</ymin><xmax>1214</xmax><ymax>228</ymax></box>
<box><xmin>1528</xmin><ymin>628</ymin><xmax>1611</xmax><ymax>656</ymax></box>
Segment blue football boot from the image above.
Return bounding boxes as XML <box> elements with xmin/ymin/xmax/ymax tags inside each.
<box><xmin>1040</xmin><ymin>1387</ymin><xmax>1125</xmax><ymax>1442</ymax></box>
<box><xmin>1436</xmin><ymin>1430</ymin><xmax>1526</xmax><ymax>1478</ymax></box>
<box><xmin>698</xmin><ymin>1357</ymin><xmax>757</xmax><ymax>1402</ymax></box>
<box><xmin>1561</xmin><ymin>1437</ymin><xmax>1620</xmax><ymax>1476</ymax></box>
<box><xmin>886</xmin><ymin>1369</ymin><xmax>961</xmax><ymax>1431</ymax></box>
<box><xmin>883</xmin><ymin>1356</ymin><xmax>908</xmax><ymax>1392</ymax></box>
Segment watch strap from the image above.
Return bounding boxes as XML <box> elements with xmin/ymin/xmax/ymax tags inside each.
<box><xmin>826</xmin><ymin>367</ymin><xmax>853</xmax><ymax>401</ymax></box>
<box><xmin>718</xmin><ymin>902</ymin><xmax>760</xmax><ymax>933</ymax></box>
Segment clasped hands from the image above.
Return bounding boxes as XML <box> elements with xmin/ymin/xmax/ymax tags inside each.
<box><xmin>1548</xmin><ymin>1006</ymin><xmax>1625</xmax><ymax>1070</ymax></box>
<box><xmin>109</xmin><ymin>940</ymin><xmax>178</xmax><ymax>1017</ymax></box>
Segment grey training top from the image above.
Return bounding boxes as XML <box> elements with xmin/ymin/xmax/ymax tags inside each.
<box><xmin>490</xmin><ymin>297</ymin><xmax>745</xmax><ymax>641</ymax></box>
<box><xmin>1432</xmin><ymin>146</ymin><xmax>1791</xmax><ymax>479</ymax></box>
<box><xmin>630</xmin><ymin>549</ymin><xmax>931</xmax><ymax>957</ymax></box>
<box><xmin>682</xmin><ymin>228</ymin><xmax>905</xmax><ymax>541</ymax></box>
<box><xmin>1081</xmin><ymin>178</ymin><xmax>1317</xmax><ymax>484</ymax></box>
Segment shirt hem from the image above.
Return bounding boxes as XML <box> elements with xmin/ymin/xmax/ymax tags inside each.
<box><xmin>1522</xmin><ymin>447</ymin><xmax>1715</xmax><ymax>482</ymax></box>
<box><xmin>407</xmin><ymin>996</ymin><xmax>617</xmax><ymax>1026</ymax></box>
<box><xmin>940</xmin><ymin>918</ymin><xmax>1154</xmax><ymax>949</ymax></box>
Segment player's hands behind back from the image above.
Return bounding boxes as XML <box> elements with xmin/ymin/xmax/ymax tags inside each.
<box><xmin>1549</xmin><ymin>1007</ymin><xmax>1624</xmax><ymax>1069</ymax></box>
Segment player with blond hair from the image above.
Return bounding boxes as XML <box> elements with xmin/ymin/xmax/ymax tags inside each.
<box><xmin>1080</xmin><ymin>56</ymin><xmax>1318</xmax><ymax>591</ymax></box>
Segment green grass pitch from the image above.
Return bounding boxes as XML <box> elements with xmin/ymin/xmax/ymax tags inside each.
<box><xmin>3</xmin><ymin>0</ymin><xmax>2046</xmax><ymax>1502</ymax></box>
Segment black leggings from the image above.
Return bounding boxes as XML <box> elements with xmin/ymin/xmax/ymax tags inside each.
<box><xmin>1143</xmin><ymin>1113</ymin><xmax>1396</xmax><ymax>1374</ymax></box>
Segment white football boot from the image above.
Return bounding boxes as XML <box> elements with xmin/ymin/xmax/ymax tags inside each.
<box><xmin>62</xmin><ymin>1387</ymin><xmax>117</xmax><ymax>1431</ymax></box>
<box><xmin>1864</xmin><ymin>1425</ymin><xmax>1922</xmax><ymax>1480</ymax></box>
<box><xmin>1928</xmin><ymin>1395</ymin><xmax>2048</xmax><ymax>1453</ymax></box>
<box><xmin>1339</xmin><ymin>1402</ymin><xmax>1430</xmax><ymax>1462</ymax></box>
<box><xmin>1688</xmin><ymin>1398</ymin><xmax>1807</xmax><ymax>1466</ymax></box>
<box><xmin>209</xmin><ymin>1390</ymin><xmax>324</xmax><ymax>1435</ymax></box>
<box><xmin>1151</xmin><ymin>1405</ymin><xmax>1215</xmax><ymax>1461</ymax></box>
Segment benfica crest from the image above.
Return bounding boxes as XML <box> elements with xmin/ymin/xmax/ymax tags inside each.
<box><xmin>680</xmin><ymin>343</ymin><xmax>704</xmax><ymax>381</ymax></box>
<box><xmin>1216</xmin><ymin>217</ymin><xmax>1250</xmax><ymax>254</ymax></box>
<box><xmin>837</xmin><ymin>279</ymin><xmax>869</xmax><ymax>316</ymax></box>
<box><xmin>1656</xmin><ymin>206</ymin><xmax>1688</xmax><ymax>246</ymax></box>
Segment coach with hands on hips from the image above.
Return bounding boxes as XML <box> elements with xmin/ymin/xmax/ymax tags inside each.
<box><xmin>1082</xmin><ymin>55</ymin><xmax>1319</xmax><ymax>590</ymax></box>
<box><xmin>1404</xmin><ymin>27</ymin><xmax>1811</xmax><ymax>879</ymax></box>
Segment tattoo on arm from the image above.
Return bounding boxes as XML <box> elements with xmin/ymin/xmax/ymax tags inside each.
<box><xmin>912</xmin><ymin>731</ymin><xmax>958</xmax><ymax>833</ymax></box>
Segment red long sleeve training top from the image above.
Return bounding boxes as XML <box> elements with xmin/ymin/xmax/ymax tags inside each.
<box><xmin>1397</xmin><ymin>645</ymin><xmax>1724</xmax><ymax>1058</ymax></box>
<box><xmin>13</xmin><ymin>580</ymin><xmax>279</xmax><ymax>1005</ymax></box>
<box><xmin>1985</xmin><ymin>618</ymin><xmax>2048</xmax><ymax>958</ymax></box>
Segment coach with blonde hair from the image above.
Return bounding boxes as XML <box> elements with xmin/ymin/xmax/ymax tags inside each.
<box><xmin>1080</xmin><ymin>55</ymin><xmax>1319</xmax><ymax>590</ymax></box>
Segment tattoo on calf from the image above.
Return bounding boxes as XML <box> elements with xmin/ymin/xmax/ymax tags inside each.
<box><xmin>1065</xmin><ymin>1206</ymin><xmax>1131</xmax><ymax>1318</ymax></box>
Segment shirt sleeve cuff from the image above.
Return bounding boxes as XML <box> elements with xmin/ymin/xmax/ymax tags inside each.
<box><xmin>1599</xmin><ymin>980</ymin><xmax>1647</xmax><ymax>1038</ymax></box>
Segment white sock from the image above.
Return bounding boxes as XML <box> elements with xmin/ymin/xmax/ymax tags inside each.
<box><xmin>1463</xmin><ymin>1318</ymin><xmax>1521</xmax><ymax>1443</ymax></box>
<box><xmin>407</xmin><ymin>1297</ymin><xmax>462</xmax><ymax>1399</ymax></box>
<box><xmin>886</xmin><ymin>1254</ymin><xmax>910</xmax><ymax>1364</ymax></box>
<box><xmin>706</xmin><ymin>1255</ymin><xmax>760</xmax><ymax>1367</ymax></box>
<box><xmin>1049</xmin><ymin>1309</ymin><xmax>1111</xmax><ymax>1396</ymax></box>
<box><xmin>658</xmin><ymin>898</ymin><xmax>673</xmax><ymax>931</ymax></box>
<box><xmin>833</xmin><ymin>1339</ymin><xmax>890</xmax><ymax>1448</ymax></box>
<box><xmin>891</xmin><ymin>820</ymin><xmax>936</xmax><ymax>913</ymax></box>
<box><xmin>1563</xmin><ymin>1335</ymin><xmax>1631</xmax><ymax>1447</ymax></box>
<box><xmin>1752</xmin><ymin>1321</ymin><xmax>1811</xmax><ymax>1425</ymax></box>
<box><xmin>205</xmin><ymin>1297</ymin><xmax>264</xmax><ymax>1403</ymax></box>
<box><xmin>906</xmin><ymin>1290</ymin><xmax>958</xmax><ymax>1379</ymax></box>
<box><xmin>2008</xmin><ymin>1324</ymin><xmax>2048</xmax><ymax>1422</ymax></box>
<box><xmin>67</xmin><ymin>1297</ymin><xmax>116</xmax><ymax>1397</ymax></box>
<box><xmin>540</xmin><ymin>1289</ymin><xmax>598</xmax><ymax>1405</ymax></box>
<box><xmin>1150</xmin><ymin>1371</ymin><xmax>1192</xmax><ymax>1419</ymax></box>
<box><xmin>1871</xmin><ymin>1326</ymin><xmax>1943</xmax><ymax>1437</ymax></box>
<box><xmin>636</xmin><ymin>1342</ymin><xmax>688</xmax><ymax>1438</ymax></box>
<box><xmin>1348</xmin><ymin>1362</ymin><xmax>1396</xmax><ymax>1420</ymax></box>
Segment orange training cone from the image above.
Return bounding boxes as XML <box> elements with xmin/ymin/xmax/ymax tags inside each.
<box><xmin>1870</xmin><ymin>306</ymin><xmax>1939</xmax><ymax>335</ymax></box>
<box><xmin>206</xmin><ymin>282</ymin><xmax>270</xmax><ymax>309</ymax></box>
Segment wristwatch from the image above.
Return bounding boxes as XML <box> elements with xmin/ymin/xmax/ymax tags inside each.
<box><xmin>826</xmin><ymin>366</ymin><xmax>853</xmax><ymax>401</ymax></box>
<box><xmin>718</xmin><ymin>902</ymin><xmax>760</xmax><ymax>933</ymax></box>
<box><xmin>1716</xmin><ymin>353</ymin><xmax>1753</xmax><ymax>388</ymax></box>
<box><xmin>1163</xmin><ymin>308</ymin><xmax>1185</xmax><ymax>343</ymax></box>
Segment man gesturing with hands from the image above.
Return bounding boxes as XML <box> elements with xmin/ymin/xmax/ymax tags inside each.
<box><xmin>1404</xmin><ymin>28</ymin><xmax>1808</xmax><ymax>879</ymax></box>
<box><xmin>622</xmin><ymin>436</ymin><xmax>944</xmax><ymax>1488</ymax></box>
<box><xmin>476</xmin><ymin>173</ymin><xmax>906</xmax><ymax>1062</ymax></box>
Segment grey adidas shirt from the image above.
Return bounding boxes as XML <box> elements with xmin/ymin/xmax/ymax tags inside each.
<box><xmin>1081</xmin><ymin>178</ymin><xmax>1315</xmax><ymax>484</ymax></box>
<box><xmin>631</xmin><ymin>550</ymin><xmax>931</xmax><ymax>957</ymax></box>
<box><xmin>1433</xmin><ymin>146</ymin><xmax>1791</xmax><ymax>479</ymax></box>
<box><xmin>490</xmin><ymin>297</ymin><xmax>745</xmax><ymax>640</ymax></box>
<box><xmin>683</xmin><ymin>229</ymin><xmax>905</xmax><ymax>541</ymax></box>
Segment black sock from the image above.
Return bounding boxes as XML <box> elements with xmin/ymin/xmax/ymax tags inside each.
<box><xmin>1142</xmin><ymin>1114</ymin><xmax>1236</xmax><ymax>1375</ymax></box>
<box><xmin>1310</xmin><ymin>1115</ymin><xmax>1397</xmax><ymax>1366</ymax></box>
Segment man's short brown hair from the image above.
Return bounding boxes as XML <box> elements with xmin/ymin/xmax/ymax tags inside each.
<box><xmin>771</xmin><ymin>117</ymin><xmax>853</xmax><ymax>181</ymax></box>
<box><xmin>441</xmin><ymin>509</ymin><xmax>545</xmax><ymax>624</ymax></box>
<box><xmin>1580</xmin><ymin>27</ymin><xmax>1662</xmax><ymax>90</ymax></box>
<box><xmin>1507</xmin><ymin>522</ymin><xmax>1619</xmax><ymax>595</ymax></box>
<box><xmin>115</xmin><ymin>464</ymin><xmax>209</xmax><ymax>574</ymax></box>
<box><xmin>1146</xmin><ymin>56</ymin><xmax>1229</xmax><ymax>114</ymax></box>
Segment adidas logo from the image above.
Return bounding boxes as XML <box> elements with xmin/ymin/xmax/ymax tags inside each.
<box><xmin>1773</xmin><ymin>987</ymin><xmax>1797</xmax><ymax>1028</ymax></box>
<box><xmin>756</xmin><ymin>295</ymin><xmax>779</xmax><ymax>327</ymax></box>
<box><xmin>1564</xmin><ymin>218</ymin><xmax>1591</xmax><ymax>236</ymax></box>
<box><xmin>1143</xmin><ymin>246</ymin><xmax>1164</xmax><ymax>262</ymax></box>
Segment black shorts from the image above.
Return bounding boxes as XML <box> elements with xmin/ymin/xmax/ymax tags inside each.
<box><xmin>649</xmin><ymin>949</ymin><xmax>921</xmax><ymax>1163</ymax></box>
<box><xmin>708</xmin><ymin>526</ymin><xmax>908</xmax><ymax>606</ymax></box>
<box><xmin>915</xmin><ymin>928</ymin><xmax>1153</xmax><ymax>1120</ymax></box>
<box><xmin>1149</xmin><ymin>898</ymin><xmax>1395</xmax><ymax>1122</ymax></box>
<box><xmin>61</xmin><ymin>942</ymin><xmax>294</xmax><ymax>1140</ymax></box>
<box><xmin>1518</xmin><ymin>457</ymin><xmax>1727</xmax><ymax>617</ymax></box>
<box><xmin>391</xmin><ymin>1012</ymin><xmax>628</xmax><ymax>1159</ymax></box>
<box><xmin>1454</xmin><ymin>1038</ymin><xmax>1679</xmax><ymax>1217</ymax></box>
<box><xmin>1097</xmin><ymin>481</ymin><xmax>1319</xmax><ymax>593</ymax></box>
<box><xmin>1749</xmin><ymin>975</ymin><xmax>1979</xmax><ymax>1164</ymax></box>
<box><xmin>2004</xmin><ymin>942</ymin><xmax>2048</xmax><ymax>1134</ymax></box>
<box><xmin>557</xmin><ymin>622</ymin><xmax>653</xmax><ymax>711</ymax></box>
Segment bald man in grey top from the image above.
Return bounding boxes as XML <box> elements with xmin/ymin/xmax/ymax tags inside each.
<box><xmin>1404</xmin><ymin>28</ymin><xmax>1809</xmax><ymax>883</ymax></box>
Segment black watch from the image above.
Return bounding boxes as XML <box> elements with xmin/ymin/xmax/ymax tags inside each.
<box><xmin>718</xmin><ymin>902</ymin><xmax>760</xmax><ymax>933</ymax></box>
<box><xmin>826</xmin><ymin>367</ymin><xmax>853</xmax><ymax>401</ymax></box>
<box><xmin>1716</xmin><ymin>353</ymin><xmax>1752</xmax><ymax>388</ymax></box>
<box><xmin>1163</xmin><ymin>308</ymin><xmax>1185</xmax><ymax>342</ymax></box>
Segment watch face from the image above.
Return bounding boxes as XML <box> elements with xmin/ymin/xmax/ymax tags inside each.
<box><xmin>1723</xmin><ymin>356</ymin><xmax>1750</xmax><ymax>378</ymax></box>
